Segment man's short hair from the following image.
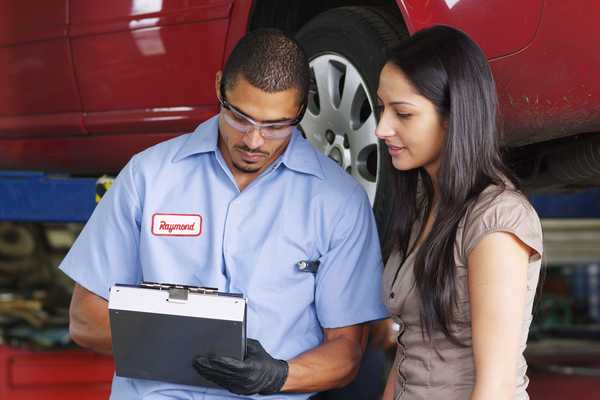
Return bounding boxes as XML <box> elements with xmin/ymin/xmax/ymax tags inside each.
<box><xmin>222</xmin><ymin>29</ymin><xmax>310</xmax><ymax>106</ymax></box>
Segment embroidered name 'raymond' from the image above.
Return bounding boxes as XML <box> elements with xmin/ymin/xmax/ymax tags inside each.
<box><xmin>159</xmin><ymin>221</ymin><xmax>196</xmax><ymax>233</ymax></box>
<box><xmin>152</xmin><ymin>213</ymin><xmax>202</xmax><ymax>236</ymax></box>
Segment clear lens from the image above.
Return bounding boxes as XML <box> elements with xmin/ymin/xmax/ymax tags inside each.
<box><xmin>222</xmin><ymin>110</ymin><xmax>253</xmax><ymax>133</ymax></box>
<box><xmin>221</xmin><ymin>108</ymin><xmax>294</xmax><ymax>139</ymax></box>
<box><xmin>261</xmin><ymin>126</ymin><xmax>294</xmax><ymax>139</ymax></box>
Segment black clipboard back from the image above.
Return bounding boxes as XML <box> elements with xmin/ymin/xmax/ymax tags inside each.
<box><xmin>108</xmin><ymin>282</ymin><xmax>247</xmax><ymax>387</ymax></box>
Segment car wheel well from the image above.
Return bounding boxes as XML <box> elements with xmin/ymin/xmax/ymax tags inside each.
<box><xmin>248</xmin><ymin>0</ymin><xmax>405</xmax><ymax>35</ymax></box>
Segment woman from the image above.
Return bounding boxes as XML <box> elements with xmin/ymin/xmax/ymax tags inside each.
<box><xmin>377</xmin><ymin>26</ymin><xmax>543</xmax><ymax>400</ymax></box>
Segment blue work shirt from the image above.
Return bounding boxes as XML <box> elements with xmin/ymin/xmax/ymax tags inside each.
<box><xmin>59</xmin><ymin>115</ymin><xmax>389</xmax><ymax>400</ymax></box>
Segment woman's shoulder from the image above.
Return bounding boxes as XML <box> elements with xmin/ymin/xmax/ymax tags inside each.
<box><xmin>470</xmin><ymin>182</ymin><xmax>537</xmax><ymax>219</ymax></box>
<box><xmin>459</xmin><ymin>182</ymin><xmax>543</xmax><ymax>262</ymax></box>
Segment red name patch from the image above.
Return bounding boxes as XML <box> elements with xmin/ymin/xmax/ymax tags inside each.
<box><xmin>151</xmin><ymin>213</ymin><xmax>202</xmax><ymax>236</ymax></box>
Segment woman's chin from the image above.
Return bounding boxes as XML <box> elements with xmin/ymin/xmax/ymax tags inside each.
<box><xmin>391</xmin><ymin>159</ymin><xmax>418</xmax><ymax>171</ymax></box>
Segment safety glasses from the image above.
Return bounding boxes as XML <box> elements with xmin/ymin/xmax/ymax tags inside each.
<box><xmin>218</xmin><ymin>85</ymin><xmax>306</xmax><ymax>140</ymax></box>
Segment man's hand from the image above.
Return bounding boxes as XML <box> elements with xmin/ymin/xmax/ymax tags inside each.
<box><xmin>193</xmin><ymin>339</ymin><xmax>288</xmax><ymax>395</ymax></box>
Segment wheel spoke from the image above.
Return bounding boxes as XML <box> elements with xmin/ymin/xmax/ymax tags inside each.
<box><xmin>301</xmin><ymin>110</ymin><xmax>328</xmax><ymax>152</ymax></box>
<box><xmin>311</xmin><ymin>57</ymin><xmax>336</xmax><ymax>113</ymax></box>
<box><xmin>349</xmin><ymin>116</ymin><xmax>378</xmax><ymax>161</ymax></box>
<box><xmin>339</xmin><ymin>66</ymin><xmax>362</xmax><ymax>117</ymax></box>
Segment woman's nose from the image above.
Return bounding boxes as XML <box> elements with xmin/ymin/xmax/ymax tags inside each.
<box><xmin>375</xmin><ymin>116</ymin><xmax>396</xmax><ymax>139</ymax></box>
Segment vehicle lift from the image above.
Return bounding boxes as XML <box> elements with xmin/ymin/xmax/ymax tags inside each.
<box><xmin>0</xmin><ymin>171</ymin><xmax>114</xmax><ymax>222</ymax></box>
<box><xmin>2</xmin><ymin>170</ymin><xmax>600</xmax><ymax>221</ymax></box>
<box><xmin>0</xmin><ymin>171</ymin><xmax>114</xmax><ymax>400</ymax></box>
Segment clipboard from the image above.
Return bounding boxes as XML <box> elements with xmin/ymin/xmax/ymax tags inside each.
<box><xmin>108</xmin><ymin>282</ymin><xmax>247</xmax><ymax>387</ymax></box>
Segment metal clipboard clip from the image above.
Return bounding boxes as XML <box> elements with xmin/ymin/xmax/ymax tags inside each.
<box><xmin>140</xmin><ymin>282</ymin><xmax>219</xmax><ymax>303</ymax></box>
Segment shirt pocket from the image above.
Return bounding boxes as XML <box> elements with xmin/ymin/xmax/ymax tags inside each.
<box><xmin>246</xmin><ymin>225</ymin><xmax>320</xmax><ymax>305</ymax></box>
<box><xmin>140</xmin><ymin>223</ymin><xmax>216</xmax><ymax>286</ymax></box>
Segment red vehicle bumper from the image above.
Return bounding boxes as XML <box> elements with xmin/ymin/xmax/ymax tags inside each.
<box><xmin>0</xmin><ymin>346</ymin><xmax>113</xmax><ymax>400</ymax></box>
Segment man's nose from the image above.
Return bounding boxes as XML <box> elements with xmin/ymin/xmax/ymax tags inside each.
<box><xmin>243</xmin><ymin>127</ymin><xmax>265</xmax><ymax>149</ymax></box>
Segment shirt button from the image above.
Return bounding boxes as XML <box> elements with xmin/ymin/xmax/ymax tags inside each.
<box><xmin>390</xmin><ymin>292</ymin><xmax>395</xmax><ymax>299</ymax></box>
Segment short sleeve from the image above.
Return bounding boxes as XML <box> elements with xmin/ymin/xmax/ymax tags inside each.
<box><xmin>58</xmin><ymin>156</ymin><xmax>143</xmax><ymax>300</ymax></box>
<box><xmin>461</xmin><ymin>190</ymin><xmax>543</xmax><ymax>264</ymax></box>
<box><xmin>315</xmin><ymin>186</ymin><xmax>390</xmax><ymax>328</ymax></box>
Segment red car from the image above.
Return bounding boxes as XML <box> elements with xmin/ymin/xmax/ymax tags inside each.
<box><xmin>0</xmin><ymin>1</ymin><xmax>599</xmax><ymax>398</ymax></box>
<box><xmin>1</xmin><ymin>0</ymin><xmax>599</xmax><ymax>199</ymax></box>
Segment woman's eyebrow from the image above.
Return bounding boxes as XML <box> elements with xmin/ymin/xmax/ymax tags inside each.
<box><xmin>388</xmin><ymin>101</ymin><xmax>416</xmax><ymax>107</ymax></box>
<box><xmin>375</xmin><ymin>95</ymin><xmax>415</xmax><ymax>107</ymax></box>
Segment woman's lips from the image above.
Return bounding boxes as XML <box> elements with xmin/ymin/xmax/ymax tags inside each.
<box><xmin>387</xmin><ymin>144</ymin><xmax>406</xmax><ymax>156</ymax></box>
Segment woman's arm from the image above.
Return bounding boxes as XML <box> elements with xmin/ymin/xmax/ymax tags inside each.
<box><xmin>382</xmin><ymin>366</ymin><xmax>396</xmax><ymax>400</ymax></box>
<box><xmin>468</xmin><ymin>231</ymin><xmax>531</xmax><ymax>400</ymax></box>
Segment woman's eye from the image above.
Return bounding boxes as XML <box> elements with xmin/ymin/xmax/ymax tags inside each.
<box><xmin>396</xmin><ymin>113</ymin><xmax>411</xmax><ymax>119</ymax></box>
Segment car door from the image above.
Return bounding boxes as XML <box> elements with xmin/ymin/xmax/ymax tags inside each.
<box><xmin>70</xmin><ymin>0</ymin><xmax>235</xmax><ymax>136</ymax></box>
<box><xmin>0</xmin><ymin>0</ymin><xmax>84</xmax><ymax>137</ymax></box>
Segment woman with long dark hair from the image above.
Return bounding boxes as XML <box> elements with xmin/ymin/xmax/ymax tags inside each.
<box><xmin>377</xmin><ymin>26</ymin><xmax>543</xmax><ymax>400</ymax></box>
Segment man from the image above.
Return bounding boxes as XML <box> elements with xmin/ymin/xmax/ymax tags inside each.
<box><xmin>60</xmin><ymin>29</ymin><xmax>388</xmax><ymax>399</ymax></box>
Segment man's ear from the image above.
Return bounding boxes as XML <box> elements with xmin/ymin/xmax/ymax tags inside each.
<box><xmin>215</xmin><ymin>71</ymin><xmax>223</xmax><ymax>100</ymax></box>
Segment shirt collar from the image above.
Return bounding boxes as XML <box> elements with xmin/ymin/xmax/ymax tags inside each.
<box><xmin>173</xmin><ymin>115</ymin><xmax>324</xmax><ymax>179</ymax></box>
<box><xmin>276</xmin><ymin>128</ymin><xmax>324</xmax><ymax>179</ymax></box>
<box><xmin>172</xmin><ymin>115</ymin><xmax>220</xmax><ymax>162</ymax></box>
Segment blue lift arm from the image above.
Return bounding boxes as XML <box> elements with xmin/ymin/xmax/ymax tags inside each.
<box><xmin>0</xmin><ymin>172</ymin><xmax>97</xmax><ymax>222</ymax></box>
<box><xmin>0</xmin><ymin>171</ymin><xmax>599</xmax><ymax>222</ymax></box>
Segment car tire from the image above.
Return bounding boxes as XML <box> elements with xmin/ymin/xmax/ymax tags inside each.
<box><xmin>296</xmin><ymin>6</ymin><xmax>406</xmax><ymax>241</ymax></box>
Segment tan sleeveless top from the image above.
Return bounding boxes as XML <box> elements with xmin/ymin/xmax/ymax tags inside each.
<box><xmin>382</xmin><ymin>186</ymin><xmax>543</xmax><ymax>400</ymax></box>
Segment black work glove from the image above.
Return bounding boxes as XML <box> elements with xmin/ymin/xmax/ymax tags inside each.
<box><xmin>193</xmin><ymin>338</ymin><xmax>289</xmax><ymax>395</ymax></box>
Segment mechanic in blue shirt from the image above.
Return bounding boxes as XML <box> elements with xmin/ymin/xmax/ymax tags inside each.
<box><xmin>60</xmin><ymin>29</ymin><xmax>388</xmax><ymax>400</ymax></box>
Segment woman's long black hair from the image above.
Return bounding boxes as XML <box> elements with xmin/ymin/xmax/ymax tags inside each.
<box><xmin>383</xmin><ymin>26</ymin><xmax>516</xmax><ymax>343</ymax></box>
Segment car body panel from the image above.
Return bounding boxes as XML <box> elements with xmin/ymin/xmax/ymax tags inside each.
<box><xmin>395</xmin><ymin>0</ymin><xmax>600</xmax><ymax>146</ymax></box>
<box><xmin>0</xmin><ymin>0</ymin><xmax>598</xmax><ymax>171</ymax></box>
<box><xmin>0</xmin><ymin>0</ymin><xmax>84</xmax><ymax>137</ymax></box>
<box><xmin>0</xmin><ymin>133</ymin><xmax>174</xmax><ymax>174</ymax></box>
<box><xmin>395</xmin><ymin>0</ymin><xmax>543</xmax><ymax>58</ymax></box>
<box><xmin>490</xmin><ymin>0</ymin><xmax>600</xmax><ymax>145</ymax></box>
<box><xmin>70</xmin><ymin>0</ymin><xmax>232</xmax><ymax>134</ymax></box>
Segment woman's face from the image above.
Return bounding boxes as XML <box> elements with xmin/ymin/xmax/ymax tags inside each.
<box><xmin>375</xmin><ymin>63</ymin><xmax>446</xmax><ymax>176</ymax></box>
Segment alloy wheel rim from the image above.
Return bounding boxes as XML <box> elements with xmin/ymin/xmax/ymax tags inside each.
<box><xmin>300</xmin><ymin>53</ymin><xmax>380</xmax><ymax>204</ymax></box>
